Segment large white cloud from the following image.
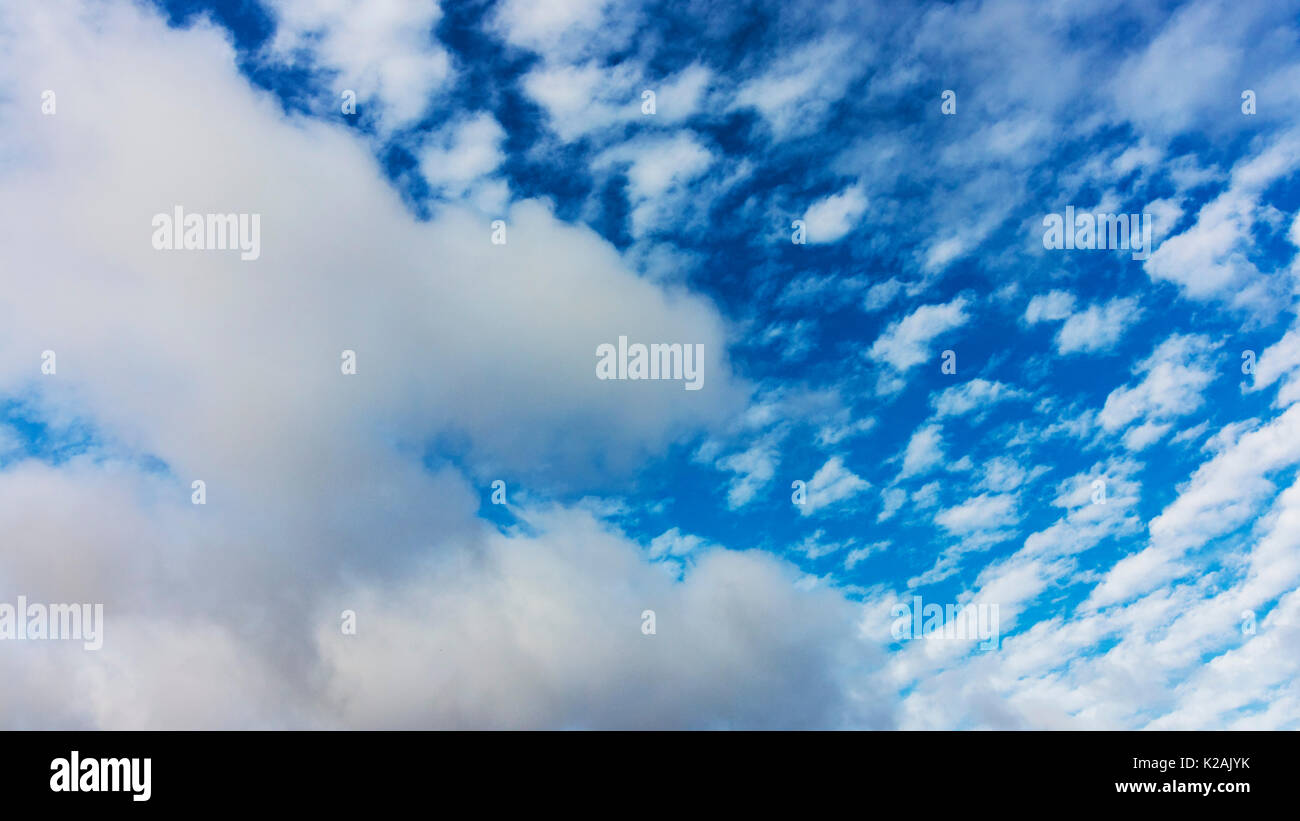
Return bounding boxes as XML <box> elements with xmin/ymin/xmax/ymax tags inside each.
<box><xmin>0</xmin><ymin>0</ymin><xmax>893</xmax><ymax>730</ymax></box>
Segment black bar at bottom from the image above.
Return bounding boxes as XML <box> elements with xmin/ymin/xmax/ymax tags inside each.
<box><xmin>2</xmin><ymin>731</ymin><xmax>1288</xmax><ymax>809</ymax></box>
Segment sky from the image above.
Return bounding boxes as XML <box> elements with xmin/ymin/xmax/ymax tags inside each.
<box><xmin>0</xmin><ymin>0</ymin><xmax>1298</xmax><ymax>729</ymax></box>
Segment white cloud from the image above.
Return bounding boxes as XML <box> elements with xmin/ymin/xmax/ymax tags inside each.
<box><xmin>1109</xmin><ymin>0</ymin><xmax>1253</xmax><ymax>137</ymax></box>
<box><xmin>1145</xmin><ymin>127</ymin><xmax>1300</xmax><ymax>315</ymax></box>
<box><xmin>1122</xmin><ymin>420</ymin><xmax>1172</xmax><ymax>451</ymax></box>
<box><xmin>732</xmin><ymin>34</ymin><xmax>863</xmax><ymax>138</ymax></box>
<box><xmin>1099</xmin><ymin>334</ymin><xmax>1219</xmax><ymax>433</ymax></box>
<box><xmin>791</xmin><ymin>529</ymin><xmax>849</xmax><ymax>560</ymax></box>
<box><xmin>911</xmin><ymin>481</ymin><xmax>941</xmax><ymax>508</ymax></box>
<box><xmin>863</xmin><ymin>278</ymin><xmax>906</xmax><ymax>312</ymax></box>
<box><xmin>801</xmin><ymin>185</ymin><xmax>868</xmax><ymax>244</ymax></box>
<box><xmin>315</xmin><ymin>505</ymin><xmax>888</xmax><ymax>728</ymax></box>
<box><xmin>419</xmin><ymin>112</ymin><xmax>507</xmax><ymax>206</ymax></box>
<box><xmin>652</xmin><ymin>64</ymin><xmax>713</xmax><ymax>123</ymax></box>
<box><xmin>1025</xmin><ymin>292</ymin><xmax>1142</xmax><ymax>354</ymax></box>
<box><xmin>1024</xmin><ymin>290</ymin><xmax>1076</xmax><ymax>324</ymax></box>
<box><xmin>522</xmin><ymin>60</ymin><xmax>642</xmax><ymax>142</ymax></box>
<box><xmin>845</xmin><ymin>541</ymin><xmax>889</xmax><ymax>570</ymax></box>
<box><xmin>931</xmin><ymin>379</ymin><xmax>1026</xmax><ymax>418</ymax></box>
<box><xmin>492</xmin><ymin>0</ymin><xmax>611</xmax><ymax>53</ymax></box>
<box><xmin>877</xmin><ymin>487</ymin><xmax>908</xmax><ymax>522</ymax></box>
<box><xmin>598</xmin><ymin>134</ymin><xmax>714</xmax><ymax>200</ymax></box>
<box><xmin>594</xmin><ymin>133</ymin><xmax>715</xmax><ymax>236</ymax></box>
<box><xmin>900</xmin><ymin>424</ymin><xmax>945</xmax><ymax>478</ymax></box>
<box><xmin>867</xmin><ymin>298</ymin><xmax>970</xmax><ymax>378</ymax></box>
<box><xmin>815</xmin><ymin>414</ymin><xmax>876</xmax><ymax>447</ymax></box>
<box><xmin>717</xmin><ymin>436</ymin><xmax>780</xmax><ymax>510</ymax></box>
<box><xmin>779</xmin><ymin>274</ymin><xmax>870</xmax><ymax>309</ymax></box>
<box><xmin>1247</xmin><ymin>322</ymin><xmax>1300</xmax><ymax>407</ymax></box>
<box><xmin>1054</xmin><ymin>296</ymin><xmax>1142</xmax><ymax>354</ymax></box>
<box><xmin>800</xmin><ymin>456</ymin><xmax>870</xmax><ymax>516</ymax></box>
<box><xmin>761</xmin><ymin>319</ymin><xmax>816</xmax><ymax>362</ymax></box>
<box><xmin>648</xmin><ymin>527</ymin><xmax>713</xmax><ymax>559</ymax></box>
<box><xmin>266</xmin><ymin>0</ymin><xmax>452</xmax><ymax>131</ymax></box>
<box><xmin>1088</xmin><ymin>403</ymin><xmax>1300</xmax><ymax>608</ymax></box>
<box><xmin>979</xmin><ymin>457</ymin><xmax>1045</xmax><ymax>493</ymax></box>
<box><xmin>518</xmin><ymin>55</ymin><xmax>710</xmax><ymax>143</ymax></box>
<box><xmin>935</xmin><ymin>493</ymin><xmax>1019</xmax><ymax>536</ymax></box>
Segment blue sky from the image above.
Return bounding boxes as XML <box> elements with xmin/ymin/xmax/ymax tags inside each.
<box><xmin>1</xmin><ymin>0</ymin><xmax>1299</xmax><ymax>728</ymax></box>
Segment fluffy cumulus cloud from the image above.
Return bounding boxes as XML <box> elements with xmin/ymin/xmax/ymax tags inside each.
<box><xmin>800</xmin><ymin>456</ymin><xmax>870</xmax><ymax>516</ymax></box>
<box><xmin>900</xmin><ymin>424</ymin><xmax>946</xmax><ymax>478</ymax></box>
<box><xmin>1026</xmin><ymin>292</ymin><xmax>1143</xmax><ymax>354</ymax></box>
<box><xmin>867</xmin><ymin>298</ymin><xmax>970</xmax><ymax>394</ymax></box>
<box><xmin>1099</xmin><ymin>334</ymin><xmax>1220</xmax><ymax>435</ymax></box>
<box><xmin>1024</xmin><ymin>290</ymin><xmax>1077</xmax><ymax>324</ymax></box>
<box><xmin>594</xmin><ymin>134</ymin><xmax>715</xmax><ymax>236</ymax></box>
<box><xmin>265</xmin><ymin>0</ymin><xmax>452</xmax><ymax>131</ymax></box>
<box><xmin>1054</xmin><ymin>297</ymin><xmax>1143</xmax><ymax>355</ymax></box>
<box><xmin>4</xmin><ymin>0</ymin><xmax>1300</xmax><ymax>731</ymax></box>
<box><xmin>317</xmin><ymin>506</ymin><xmax>888</xmax><ymax>729</ymax></box>
<box><xmin>935</xmin><ymin>493</ymin><xmax>1019</xmax><ymax>537</ymax></box>
<box><xmin>801</xmin><ymin>185</ymin><xmax>868</xmax><ymax>244</ymax></box>
<box><xmin>419</xmin><ymin>112</ymin><xmax>508</xmax><ymax>207</ymax></box>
